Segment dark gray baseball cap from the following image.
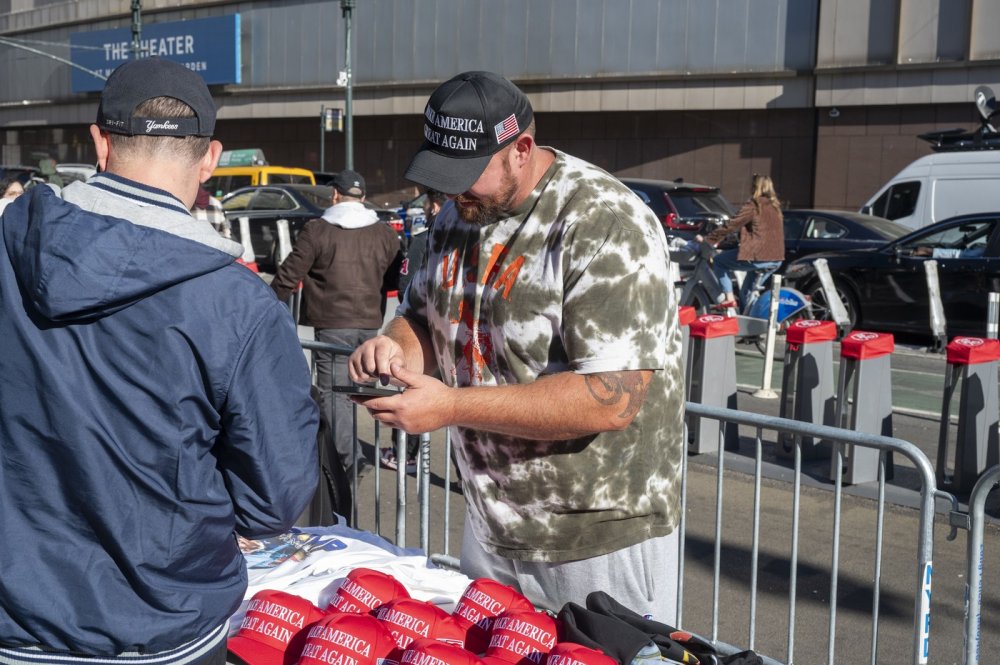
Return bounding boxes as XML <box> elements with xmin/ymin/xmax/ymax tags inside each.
<box><xmin>405</xmin><ymin>71</ymin><xmax>533</xmax><ymax>195</ymax></box>
<box><xmin>96</xmin><ymin>57</ymin><xmax>216</xmax><ymax>137</ymax></box>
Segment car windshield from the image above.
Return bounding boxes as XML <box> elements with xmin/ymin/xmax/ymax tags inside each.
<box><xmin>221</xmin><ymin>191</ymin><xmax>255</xmax><ymax>211</ymax></box>
<box><xmin>671</xmin><ymin>191</ymin><xmax>734</xmax><ymax>217</ymax></box>
<box><xmin>834</xmin><ymin>212</ymin><xmax>909</xmax><ymax>239</ymax></box>
<box><xmin>898</xmin><ymin>219</ymin><xmax>995</xmax><ymax>255</ymax></box>
<box><xmin>297</xmin><ymin>186</ymin><xmax>333</xmax><ymax>209</ymax></box>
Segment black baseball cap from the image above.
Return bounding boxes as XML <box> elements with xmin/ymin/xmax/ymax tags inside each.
<box><xmin>404</xmin><ymin>71</ymin><xmax>533</xmax><ymax>195</ymax></box>
<box><xmin>96</xmin><ymin>57</ymin><xmax>216</xmax><ymax>137</ymax></box>
<box><xmin>333</xmin><ymin>169</ymin><xmax>366</xmax><ymax>197</ymax></box>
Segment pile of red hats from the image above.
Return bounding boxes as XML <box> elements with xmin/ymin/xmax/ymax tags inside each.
<box><xmin>226</xmin><ymin>570</ymin><xmax>619</xmax><ymax>665</ymax></box>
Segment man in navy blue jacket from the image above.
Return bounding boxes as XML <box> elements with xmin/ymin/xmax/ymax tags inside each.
<box><xmin>0</xmin><ymin>58</ymin><xmax>319</xmax><ymax>665</ymax></box>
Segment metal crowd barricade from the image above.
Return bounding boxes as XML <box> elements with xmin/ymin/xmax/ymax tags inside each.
<box><xmin>298</xmin><ymin>338</ymin><xmax>459</xmax><ymax>556</ymax></box>
<box><xmin>682</xmin><ymin>403</ymin><xmax>937</xmax><ymax>665</ymax></box>
<box><xmin>299</xmin><ymin>339</ymin><xmax>964</xmax><ymax>665</ymax></box>
<box><xmin>959</xmin><ymin>464</ymin><xmax>1000</xmax><ymax>665</ymax></box>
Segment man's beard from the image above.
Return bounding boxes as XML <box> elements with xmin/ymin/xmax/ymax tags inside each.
<box><xmin>454</xmin><ymin>163</ymin><xmax>519</xmax><ymax>225</ymax></box>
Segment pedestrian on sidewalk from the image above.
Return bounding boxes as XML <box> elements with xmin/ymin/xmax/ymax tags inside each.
<box><xmin>349</xmin><ymin>71</ymin><xmax>684</xmax><ymax>622</ymax></box>
<box><xmin>0</xmin><ymin>57</ymin><xmax>318</xmax><ymax>665</ymax></box>
<box><xmin>383</xmin><ymin>188</ymin><xmax>449</xmax><ymax>474</ymax></box>
<box><xmin>271</xmin><ymin>170</ymin><xmax>403</xmax><ymax>477</ymax></box>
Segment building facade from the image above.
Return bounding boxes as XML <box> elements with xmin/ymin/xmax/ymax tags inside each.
<box><xmin>1</xmin><ymin>0</ymin><xmax>997</xmax><ymax>208</ymax></box>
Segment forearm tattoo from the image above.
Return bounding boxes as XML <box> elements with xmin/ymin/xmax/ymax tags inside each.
<box><xmin>585</xmin><ymin>371</ymin><xmax>648</xmax><ymax>420</ymax></box>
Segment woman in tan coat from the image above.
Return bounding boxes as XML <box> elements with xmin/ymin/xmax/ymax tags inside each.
<box><xmin>705</xmin><ymin>173</ymin><xmax>785</xmax><ymax>307</ymax></box>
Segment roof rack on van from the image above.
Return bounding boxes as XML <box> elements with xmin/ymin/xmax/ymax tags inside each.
<box><xmin>919</xmin><ymin>85</ymin><xmax>999</xmax><ymax>152</ymax></box>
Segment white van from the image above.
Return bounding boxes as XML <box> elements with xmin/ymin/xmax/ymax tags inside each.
<box><xmin>860</xmin><ymin>150</ymin><xmax>1000</xmax><ymax>231</ymax></box>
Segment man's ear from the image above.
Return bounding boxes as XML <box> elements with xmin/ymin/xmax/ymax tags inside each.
<box><xmin>89</xmin><ymin>125</ymin><xmax>111</xmax><ymax>172</ymax></box>
<box><xmin>510</xmin><ymin>133</ymin><xmax>534</xmax><ymax>168</ymax></box>
<box><xmin>198</xmin><ymin>140</ymin><xmax>224</xmax><ymax>184</ymax></box>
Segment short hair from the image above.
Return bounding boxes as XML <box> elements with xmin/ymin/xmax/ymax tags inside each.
<box><xmin>107</xmin><ymin>97</ymin><xmax>211</xmax><ymax>165</ymax></box>
<box><xmin>0</xmin><ymin>175</ymin><xmax>22</xmax><ymax>197</ymax></box>
<box><xmin>424</xmin><ymin>189</ymin><xmax>447</xmax><ymax>206</ymax></box>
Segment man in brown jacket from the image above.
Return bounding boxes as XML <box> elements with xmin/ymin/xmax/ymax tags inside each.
<box><xmin>271</xmin><ymin>170</ymin><xmax>402</xmax><ymax>475</ymax></box>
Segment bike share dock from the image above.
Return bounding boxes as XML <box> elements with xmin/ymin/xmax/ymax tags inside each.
<box><xmin>936</xmin><ymin>336</ymin><xmax>1000</xmax><ymax>494</ymax></box>
<box><xmin>777</xmin><ymin>319</ymin><xmax>837</xmax><ymax>459</ymax></box>
<box><xmin>687</xmin><ymin>313</ymin><xmax>738</xmax><ymax>453</ymax></box>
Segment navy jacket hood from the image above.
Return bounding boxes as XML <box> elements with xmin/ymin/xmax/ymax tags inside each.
<box><xmin>5</xmin><ymin>184</ymin><xmax>237</xmax><ymax>321</ymax></box>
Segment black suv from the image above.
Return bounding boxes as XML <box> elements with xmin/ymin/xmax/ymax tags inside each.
<box><xmin>620</xmin><ymin>177</ymin><xmax>735</xmax><ymax>240</ymax></box>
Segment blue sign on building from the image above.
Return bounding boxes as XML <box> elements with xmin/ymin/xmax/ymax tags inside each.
<box><xmin>70</xmin><ymin>15</ymin><xmax>240</xmax><ymax>93</ymax></box>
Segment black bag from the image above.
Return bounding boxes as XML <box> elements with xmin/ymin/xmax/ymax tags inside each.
<box><xmin>557</xmin><ymin>591</ymin><xmax>763</xmax><ymax>665</ymax></box>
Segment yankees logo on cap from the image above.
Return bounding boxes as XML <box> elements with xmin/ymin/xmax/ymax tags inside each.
<box><xmin>96</xmin><ymin>56</ymin><xmax>216</xmax><ymax>137</ymax></box>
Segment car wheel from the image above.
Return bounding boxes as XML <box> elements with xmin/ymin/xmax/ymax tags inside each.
<box><xmin>807</xmin><ymin>280</ymin><xmax>859</xmax><ymax>331</ymax></box>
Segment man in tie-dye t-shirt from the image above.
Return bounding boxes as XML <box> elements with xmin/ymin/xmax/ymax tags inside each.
<box><xmin>349</xmin><ymin>71</ymin><xmax>684</xmax><ymax>623</ymax></box>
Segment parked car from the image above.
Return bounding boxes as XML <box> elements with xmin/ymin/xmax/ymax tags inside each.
<box><xmin>782</xmin><ymin>209</ymin><xmax>909</xmax><ymax>265</ymax></box>
<box><xmin>221</xmin><ymin>184</ymin><xmax>404</xmax><ymax>271</ymax></box>
<box><xmin>56</xmin><ymin>163</ymin><xmax>97</xmax><ymax>184</ymax></box>
<box><xmin>206</xmin><ymin>165</ymin><xmax>315</xmax><ymax>199</ymax></box>
<box><xmin>396</xmin><ymin>192</ymin><xmax>428</xmax><ymax>237</ymax></box>
<box><xmin>0</xmin><ymin>165</ymin><xmax>40</xmax><ymax>185</ymax></box>
<box><xmin>620</xmin><ymin>177</ymin><xmax>735</xmax><ymax>240</ymax></box>
<box><xmin>783</xmin><ymin>212</ymin><xmax>1000</xmax><ymax>337</ymax></box>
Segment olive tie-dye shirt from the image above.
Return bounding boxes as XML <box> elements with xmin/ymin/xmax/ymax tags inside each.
<box><xmin>399</xmin><ymin>149</ymin><xmax>684</xmax><ymax>562</ymax></box>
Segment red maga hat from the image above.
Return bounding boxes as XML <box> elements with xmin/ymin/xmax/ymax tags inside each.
<box><xmin>374</xmin><ymin>598</ymin><xmax>467</xmax><ymax>652</ymax></box>
<box><xmin>545</xmin><ymin>643</ymin><xmax>616</xmax><ymax>665</ymax></box>
<box><xmin>452</xmin><ymin>579</ymin><xmax>534</xmax><ymax>654</ymax></box>
<box><xmin>228</xmin><ymin>590</ymin><xmax>328</xmax><ymax>665</ymax></box>
<box><xmin>481</xmin><ymin>610</ymin><xmax>558</xmax><ymax>665</ymax></box>
<box><xmin>295</xmin><ymin>612</ymin><xmax>400</xmax><ymax>665</ymax></box>
<box><xmin>401</xmin><ymin>638</ymin><xmax>485</xmax><ymax>665</ymax></box>
<box><xmin>327</xmin><ymin>568</ymin><xmax>411</xmax><ymax>615</ymax></box>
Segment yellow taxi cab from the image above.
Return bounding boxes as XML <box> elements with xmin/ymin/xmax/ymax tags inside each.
<box><xmin>205</xmin><ymin>149</ymin><xmax>314</xmax><ymax>197</ymax></box>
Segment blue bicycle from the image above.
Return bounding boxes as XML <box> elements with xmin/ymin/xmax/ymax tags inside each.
<box><xmin>670</xmin><ymin>241</ymin><xmax>811</xmax><ymax>352</ymax></box>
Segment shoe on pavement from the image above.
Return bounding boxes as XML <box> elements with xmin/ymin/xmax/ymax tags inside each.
<box><xmin>379</xmin><ymin>447</ymin><xmax>417</xmax><ymax>474</ymax></box>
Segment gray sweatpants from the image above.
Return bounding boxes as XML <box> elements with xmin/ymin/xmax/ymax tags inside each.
<box><xmin>459</xmin><ymin>511</ymin><xmax>679</xmax><ymax>625</ymax></box>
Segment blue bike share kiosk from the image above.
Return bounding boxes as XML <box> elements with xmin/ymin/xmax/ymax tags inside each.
<box><xmin>936</xmin><ymin>336</ymin><xmax>1000</xmax><ymax>493</ymax></box>
<box><xmin>687</xmin><ymin>314</ymin><xmax>739</xmax><ymax>453</ymax></box>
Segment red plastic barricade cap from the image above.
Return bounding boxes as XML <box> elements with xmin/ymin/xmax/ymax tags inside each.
<box><xmin>678</xmin><ymin>306</ymin><xmax>697</xmax><ymax>327</ymax></box>
<box><xmin>785</xmin><ymin>319</ymin><xmax>837</xmax><ymax>345</ymax></box>
<box><xmin>840</xmin><ymin>331</ymin><xmax>894</xmax><ymax>360</ymax></box>
<box><xmin>946</xmin><ymin>337</ymin><xmax>1000</xmax><ymax>365</ymax></box>
<box><xmin>688</xmin><ymin>314</ymin><xmax>739</xmax><ymax>339</ymax></box>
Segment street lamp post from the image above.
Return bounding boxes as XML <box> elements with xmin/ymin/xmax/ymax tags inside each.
<box><xmin>130</xmin><ymin>0</ymin><xmax>142</xmax><ymax>60</ymax></box>
<box><xmin>340</xmin><ymin>0</ymin><xmax>355</xmax><ymax>171</ymax></box>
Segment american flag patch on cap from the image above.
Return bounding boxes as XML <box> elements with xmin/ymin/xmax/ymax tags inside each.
<box><xmin>494</xmin><ymin>114</ymin><xmax>520</xmax><ymax>143</ymax></box>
